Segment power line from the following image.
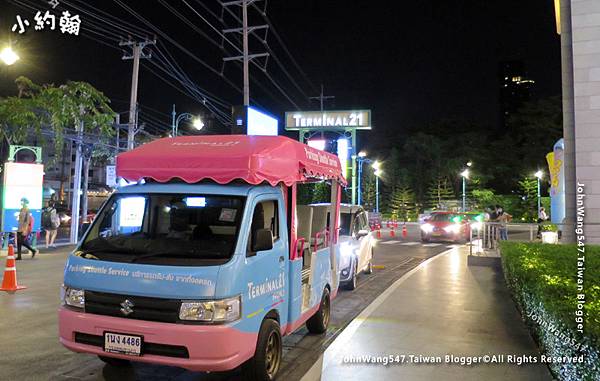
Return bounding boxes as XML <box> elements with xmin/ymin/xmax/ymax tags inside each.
<box><xmin>12</xmin><ymin>0</ymin><xmax>234</xmax><ymax>126</ymax></box>
<box><xmin>113</xmin><ymin>0</ymin><xmax>243</xmax><ymax>94</ymax></box>
<box><xmin>252</xmin><ymin>1</ymin><xmax>319</xmax><ymax>94</ymax></box>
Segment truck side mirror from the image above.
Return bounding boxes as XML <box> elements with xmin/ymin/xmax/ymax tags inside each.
<box><xmin>251</xmin><ymin>228</ymin><xmax>273</xmax><ymax>253</ymax></box>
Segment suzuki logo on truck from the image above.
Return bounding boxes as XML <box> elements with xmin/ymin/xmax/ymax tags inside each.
<box><xmin>120</xmin><ymin>299</ymin><xmax>135</xmax><ymax>316</ymax></box>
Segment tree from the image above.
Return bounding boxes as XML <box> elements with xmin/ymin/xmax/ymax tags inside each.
<box><xmin>0</xmin><ymin>77</ymin><xmax>115</xmax><ymax>223</ymax></box>
<box><xmin>362</xmin><ymin>171</ymin><xmax>376</xmax><ymax>212</ymax></box>
<box><xmin>426</xmin><ymin>175</ymin><xmax>455</xmax><ymax>209</ymax></box>
<box><xmin>389</xmin><ymin>184</ymin><xmax>416</xmax><ymax>221</ymax></box>
<box><xmin>517</xmin><ymin>176</ymin><xmax>538</xmax><ymax>222</ymax></box>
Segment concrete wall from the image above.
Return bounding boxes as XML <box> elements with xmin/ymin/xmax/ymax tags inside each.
<box><xmin>571</xmin><ymin>0</ymin><xmax>600</xmax><ymax>243</ymax></box>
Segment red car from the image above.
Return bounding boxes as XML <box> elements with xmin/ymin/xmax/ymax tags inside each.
<box><xmin>420</xmin><ymin>211</ymin><xmax>471</xmax><ymax>243</ymax></box>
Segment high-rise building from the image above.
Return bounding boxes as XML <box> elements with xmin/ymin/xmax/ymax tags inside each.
<box><xmin>499</xmin><ymin>60</ymin><xmax>535</xmax><ymax>129</ymax></box>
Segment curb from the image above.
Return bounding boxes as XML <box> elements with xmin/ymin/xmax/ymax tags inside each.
<box><xmin>301</xmin><ymin>247</ymin><xmax>458</xmax><ymax>381</ymax></box>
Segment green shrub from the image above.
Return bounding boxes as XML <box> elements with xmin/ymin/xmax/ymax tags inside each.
<box><xmin>540</xmin><ymin>222</ymin><xmax>559</xmax><ymax>232</ymax></box>
<box><xmin>500</xmin><ymin>242</ymin><xmax>600</xmax><ymax>380</ymax></box>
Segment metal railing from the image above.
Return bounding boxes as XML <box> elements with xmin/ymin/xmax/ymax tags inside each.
<box><xmin>469</xmin><ymin>222</ymin><xmax>568</xmax><ymax>254</ymax></box>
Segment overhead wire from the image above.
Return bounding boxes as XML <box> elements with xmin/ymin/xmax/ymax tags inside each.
<box><xmin>112</xmin><ymin>0</ymin><xmax>243</xmax><ymax>94</ymax></box>
<box><xmin>251</xmin><ymin>1</ymin><xmax>319</xmax><ymax>94</ymax></box>
<box><xmin>181</xmin><ymin>0</ymin><xmax>303</xmax><ymax>109</ymax></box>
<box><xmin>220</xmin><ymin>2</ymin><xmax>311</xmax><ymax>104</ymax></box>
<box><xmin>11</xmin><ymin>0</ymin><xmax>234</xmax><ymax>129</ymax></box>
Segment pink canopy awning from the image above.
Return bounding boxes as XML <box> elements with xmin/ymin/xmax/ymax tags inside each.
<box><xmin>116</xmin><ymin>135</ymin><xmax>347</xmax><ymax>187</ymax></box>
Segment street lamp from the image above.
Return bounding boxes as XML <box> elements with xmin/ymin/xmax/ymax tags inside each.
<box><xmin>373</xmin><ymin>161</ymin><xmax>382</xmax><ymax>213</ymax></box>
<box><xmin>535</xmin><ymin>170</ymin><xmax>543</xmax><ymax>217</ymax></box>
<box><xmin>356</xmin><ymin>151</ymin><xmax>370</xmax><ymax>206</ymax></box>
<box><xmin>0</xmin><ymin>46</ymin><xmax>19</xmax><ymax>65</ymax></box>
<box><xmin>192</xmin><ymin>117</ymin><xmax>204</xmax><ymax>130</ymax></box>
<box><xmin>460</xmin><ymin>168</ymin><xmax>470</xmax><ymax>212</ymax></box>
<box><xmin>172</xmin><ymin>104</ymin><xmax>204</xmax><ymax>137</ymax></box>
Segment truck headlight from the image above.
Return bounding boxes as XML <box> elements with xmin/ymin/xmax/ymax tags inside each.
<box><xmin>179</xmin><ymin>295</ymin><xmax>241</xmax><ymax>323</ymax></box>
<box><xmin>61</xmin><ymin>286</ymin><xmax>85</xmax><ymax>309</ymax></box>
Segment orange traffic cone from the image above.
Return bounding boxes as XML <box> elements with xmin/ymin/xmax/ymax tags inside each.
<box><xmin>402</xmin><ymin>224</ymin><xmax>408</xmax><ymax>238</ymax></box>
<box><xmin>376</xmin><ymin>224</ymin><xmax>382</xmax><ymax>239</ymax></box>
<box><xmin>390</xmin><ymin>228</ymin><xmax>395</xmax><ymax>237</ymax></box>
<box><xmin>0</xmin><ymin>245</ymin><xmax>27</xmax><ymax>292</ymax></box>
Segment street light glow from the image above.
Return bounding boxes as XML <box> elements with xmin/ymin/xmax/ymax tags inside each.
<box><xmin>0</xmin><ymin>47</ymin><xmax>19</xmax><ymax>65</ymax></box>
<box><xmin>534</xmin><ymin>170</ymin><xmax>543</xmax><ymax>179</ymax></box>
<box><xmin>372</xmin><ymin>161</ymin><xmax>380</xmax><ymax>170</ymax></box>
<box><xmin>466</xmin><ymin>161</ymin><xmax>473</xmax><ymax>167</ymax></box>
<box><xmin>192</xmin><ymin>117</ymin><xmax>204</xmax><ymax>130</ymax></box>
<box><xmin>358</xmin><ymin>151</ymin><xmax>367</xmax><ymax>157</ymax></box>
<box><xmin>374</xmin><ymin>169</ymin><xmax>383</xmax><ymax>177</ymax></box>
<box><xmin>460</xmin><ymin>169</ymin><xmax>469</xmax><ymax>178</ymax></box>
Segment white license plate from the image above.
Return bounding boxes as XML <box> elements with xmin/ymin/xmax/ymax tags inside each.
<box><xmin>104</xmin><ymin>332</ymin><xmax>142</xmax><ymax>356</ymax></box>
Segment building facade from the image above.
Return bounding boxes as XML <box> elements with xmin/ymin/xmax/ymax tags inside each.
<box><xmin>561</xmin><ymin>0</ymin><xmax>600</xmax><ymax>243</ymax></box>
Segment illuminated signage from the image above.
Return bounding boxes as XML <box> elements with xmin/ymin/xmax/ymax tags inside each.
<box><xmin>1</xmin><ymin>162</ymin><xmax>44</xmax><ymax>232</ymax></box>
<box><xmin>247</xmin><ymin>106</ymin><xmax>279</xmax><ymax>136</ymax></box>
<box><xmin>285</xmin><ymin>110</ymin><xmax>371</xmax><ymax>130</ymax></box>
<box><xmin>336</xmin><ymin>138</ymin><xmax>349</xmax><ymax>177</ymax></box>
<box><xmin>307</xmin><ymin>139</ymin><xmax>326</xmax><ymax>151</ymax></box>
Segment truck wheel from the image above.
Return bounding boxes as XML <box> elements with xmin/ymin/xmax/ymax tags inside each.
<box><xmin>98</xmin><ymin>355</ymin><xmax>130</xmax><ymax>367</ymax></box>
<box><xmin>306</xmin><ymin>288</ymin><xmax>330</xmax><ymax>334</ymax></box>
<box><xmin>241</xmin><ymin>319</ymin><xmax>282</xmax><ymax>381</ymax></box>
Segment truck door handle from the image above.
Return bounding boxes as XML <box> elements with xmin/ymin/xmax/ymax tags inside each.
<box><xmin>279</xmin><ymin>256</ymin><xmax>285</xmax><ymax>263</ymax></box>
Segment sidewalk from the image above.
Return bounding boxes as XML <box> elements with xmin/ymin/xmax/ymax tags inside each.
<box><xmin>318</xmin><ymin>246</ymin><xmax>553</xmax><ymax>381</ymax></box>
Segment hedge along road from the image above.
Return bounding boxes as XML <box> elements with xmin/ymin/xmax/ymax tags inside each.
<box><xmin>0</xmin><ymin>228</ymin><xmax>451</xmax><ymax>381</ymax></box>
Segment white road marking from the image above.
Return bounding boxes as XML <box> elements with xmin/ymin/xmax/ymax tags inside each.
<box><xmin>380</xmin><ymin>240</ymin><xmax>400</xmax><ymax>245</ymax></box>
<box><xmin>399</xmin><ymin>242</ymin><xmax>420</xmax><ymax>246</ymax></box>
<box><xmin>422</xmin><ymin>243</ymin><xmax>442</xmax><ymax>247</ymax></box>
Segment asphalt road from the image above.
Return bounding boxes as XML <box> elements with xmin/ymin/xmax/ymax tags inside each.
<box><xmin>0</xmin><ymin>225</ymin><xmax>455</xmax><ymax>381</ymax></box>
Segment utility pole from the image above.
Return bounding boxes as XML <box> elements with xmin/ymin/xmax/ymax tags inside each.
<box><xmin>309</xmin><ymin>84</ymin><xmax>336</xmax><ymax>139</ymax></box>
<box><xmin>309</xmin><ymin>84</ymin><xmax>335</xmax><ymax>111</ymax></box>
<box><xmin>222</xmin><ymin>0</ymin><xmax>269</xmax><ymax>107</ymax></box>
<box><xmin>120</xmin><ymin>37</ymin><xmax>155</xmax><ymax>150</ymax></box>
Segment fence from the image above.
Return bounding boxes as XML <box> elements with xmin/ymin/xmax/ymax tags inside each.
<box><xmin>469</xmin><ymin>222</ymin><xmax>567</xmax><ymax>254</ymax></box>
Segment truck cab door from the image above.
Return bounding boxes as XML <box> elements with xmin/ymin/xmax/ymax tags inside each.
<box><xmin>244</xmin><ymin>195</ymin><xmax>289</xmax><ymax>328</ymax></box>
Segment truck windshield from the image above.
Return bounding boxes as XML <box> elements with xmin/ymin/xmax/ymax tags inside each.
<box><xmin>80</xmin><ymin>193</ymin><xmax>245</xmax><ymax>266</ymax></box>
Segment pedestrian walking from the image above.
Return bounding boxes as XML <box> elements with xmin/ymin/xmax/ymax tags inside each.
<box><xmin>497</xmin><ymin>206</ymin><xmax>512</xmax><ymax>241</ymax></box>
<box><xmin>42</xmin><ymin>201</ymin><xmax>60</xmax><ymax>248</ymax></box>
<box><xmin>17</xmin><ymin>197</ymin><xmax>38</xmax><ymax>260</ymax></box>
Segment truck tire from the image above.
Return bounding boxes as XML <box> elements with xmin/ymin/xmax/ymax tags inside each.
<box><xmin>241</xmin><ymin>318</ymin><xmax>282</xmax><ymax>381</ymax></box>
<box><xmin>306</xmin><ymin>288</ymin><xmax>330</xmax><ymax>334</ymax></box>
<box><xmin>98</xmin><ymin>355</ymin><xmax>130</xmax><ymax>367</ymax></box>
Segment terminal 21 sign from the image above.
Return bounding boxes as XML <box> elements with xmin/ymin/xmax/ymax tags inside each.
<box><xmin>284</xmin><ymin>110</ymin><xmax>371</xmax><ymax>130</ymax></box>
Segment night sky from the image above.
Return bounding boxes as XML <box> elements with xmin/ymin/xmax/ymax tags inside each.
<box><xmin>0</xmin><ymin>0</ymin><xmax>562</xmax><ymax>149</ymax></box>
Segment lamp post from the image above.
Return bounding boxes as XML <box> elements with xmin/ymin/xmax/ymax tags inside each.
<box><xmin>535</xmin><ymin>170</ymin><xmax>543</xmax><ymax>217</ymax></box>
<box><xmin>171</xmin><ymin>104</ymin><xmax>204</xmax><ymax>137</ymax></box>
<box><xmin>460</xmin><ymin>168</ymin><xmax>469</xmax><ymax>212</ymax></box>
<box><xmin>356</xmin><ymin>151</ymin><xmax>369</xmax><ymax>206</ymax></box>
<box><xmin>373</xmin><ymin>161</ymin><xmax>382</xmax><ymax>213</ymax></box>
<box><xmin>0</xmin><ymin>46</ymin><xmax>19</xmax><ymax>65</ymax></box>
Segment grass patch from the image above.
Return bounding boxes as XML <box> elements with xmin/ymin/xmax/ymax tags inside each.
<box><xmin>500</xmin><ymin>241</ymin><xmax>600</xmax><ymax>380</ymax></box>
